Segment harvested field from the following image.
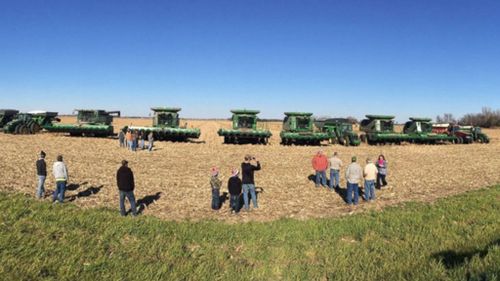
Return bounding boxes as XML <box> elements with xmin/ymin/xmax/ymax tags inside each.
<box><xmin>1</xmin><ymin>117</ymin><xmax>499</xmax><ymax>223</ymax></box>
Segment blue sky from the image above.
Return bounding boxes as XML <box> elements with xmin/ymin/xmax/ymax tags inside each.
<box><xmin>1</xmin><ymin>0</ymin><xmax>499</xmax><ymax>121</ymax></box>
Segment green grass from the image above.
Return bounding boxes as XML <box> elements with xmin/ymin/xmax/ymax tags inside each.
<box><xmin>0</xmin><ymin>187</ymin><xmax>499</xmax><ymax>281</ymax></box>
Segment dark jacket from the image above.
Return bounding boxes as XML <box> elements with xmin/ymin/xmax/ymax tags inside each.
<box><xmin>117</xmin><ymin>166</ymin><xmax>135</xmax><ymax>192</ymax></box>
<box><xmin>36</xmin><ymin>159</ymin><xmax>47</xmax><ymax>176</ymax></box>
<box><xmin>241</xmin><ymin>162</ymin><xmax>261</xmax><ymax>185</ymax></box>
<box><xmin>228</xmin><ymin>176</ymin><xmax>242</xmax><ymax>195</ymax></box>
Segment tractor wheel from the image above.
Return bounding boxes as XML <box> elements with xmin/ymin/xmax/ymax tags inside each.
<box><xmin>360</xmin><ymin>134</ymin><xmax>366</xmax><ymax>143</ymax></box>
<box><xmin>14</xmin><ymin>124</ymin><xmax>22</xmax><ymax>134</ymax></box>
<box><xmin>30</xmin><ymin>123</ymin><xmax>41</xmax><ymax>134</ymax></box>
<box><xmin>344</xmin><ymin>136</ymin><xmax>350</xmax><ymax>146</ymax></box>
<box><xmin>20</xmin><ymin>125</ymin><xmax>30</xmax><ymax>134</ymax></box>
<box><xmin>457</xmin><ymin>137</ymin><xmax>463</xmax><ymax>144</ymax></box>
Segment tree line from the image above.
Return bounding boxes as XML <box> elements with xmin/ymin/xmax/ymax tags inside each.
<box><xmin>436</xmin><ymin>107</ymin><xmax>500</xmax><ymax>128</ymax></box>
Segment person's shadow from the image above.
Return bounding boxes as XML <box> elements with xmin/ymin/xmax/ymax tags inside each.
<box><xmin>67</xmin><ymin>185</ymin><xmax>104</xmax><ymax>202</ymax></box>
<box><xmin>66</xmin><ymin>182</ymin><xmax>89</xmax><ymax>191</ymax></box>
<box><xmin>137</xmin><ymin>192</ymin><xmax>162</xmax><ymax>214</ymax></box>
<box><xmin>219</xmin><ymin>192</ymin><xmax>228</xmax><ymax>208</ymax></box>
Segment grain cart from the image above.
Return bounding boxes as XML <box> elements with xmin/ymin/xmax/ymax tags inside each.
<box><xmin>402</xmin><ymin>117</ymin><xmax>456</xmax><ymax>144</ymax></box>
<box><xmin>44</xmin><ymin>109</ymin><xmax>120</xmax><ymax>137</ymax></box>
<box><xmin>360</xmin><ymin>115</ymin><xmax>407</xmax><ymax>144</ymax></box>
<box><xmin>431</xmin><ymin>124</ymin><xmax>473</xmax><ymax>144</ymax></box>
<box><xmin>280</xmin><ymin>112</ymin><xmax>330</xmax><ymax>145</ymax></box>
<box><xmin>217</xmin><ymin>109</ymin><xmax>272</xmax><ymax>144</ymax></box>
<box><xmin>3</xmin><ymin>111</ymin><xmax>59</xmax><ymax>134</ymax></box>
<box><xmin>315</xmin><ymin>118</ymin><xmax>360</xmax><ymax>146</ymax></box>
<box><xmin>124</xmin><ymin>107</ymin><xmax>200</xmax><ymax>141</ymax></box>
<box><xmin>0</xmin><ymin>109</ymin><xmax>19</xmax><ymax>130</ymax></box>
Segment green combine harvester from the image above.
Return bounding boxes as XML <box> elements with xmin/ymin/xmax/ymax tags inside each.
<box><xmin>124</xmin><ymin>107</ymin><xmax>200</xmax><ymax>141</ymax></box>
<box><xmin>315</xmin><ymin>118</ymin><xmax>360</xmax><ymax>146</ymax></box>
<box><xmin>217</xmin><ymin>109</ymin><xmax>272</xmax><ymax>144</ymax></box>
<box><xmin>280</xmin><ymin>112</ymin><xmax>330</xmax><ymax>145</ymax></box>
<box><xmin>402</xmin><ymin>117</ymin><xmax>457</xmax><ymax>144</ymax></box>
<box><xmin>44</xmin><ymin>109</ymin><xmax>120</xmax><ymax>137</ymax></box>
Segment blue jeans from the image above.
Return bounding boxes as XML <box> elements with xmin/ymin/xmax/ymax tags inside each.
<box><xmin>127</xmin><ymin>140</ymin><xmax>133</xmax><ymax>150</ymax></box>
<box><xmin>347</xmin><ymin>182</ymin><xmax>359</xmax><ymax>205</ymax></box>
<box><xmin>119</xmin><ymin>191</ymin><xmax>137</xmax><ymax>216</ymax></box>
<box><xmin>315</xmin><ymin>170</ymin><xmax>327</xmax><ymax>187</ymax></box>
<box><xmin>242</xmin><ymin>184</ymin><xmax>258</xmax><ymax>209</ymax></box>
<box><xmin>140</xmin><ymin>139</ymin><xmax>145</xmax><ymax>149</ymax></box>
<box><xmin>364</xmin><ymin>180</ymin><xmax>376</xmax><ymax>201</ymax></box>
<box><xmin>230</xmin><ymin>194</ymin><xmax>240</xmax><ymax>212</ymax></box>
<box><xmin>53</xmin><ymin>181</ymin><xmax>66</xmax><ymax>203</ymax></box>
<box><xmin>119</xmin><ymin>138</ymin><xmax>125</xmax><ymax>147</ymax></box>
<box><xmin>329</xmin><ymin>169</ymin><xmax>340</xmax><ymax>189</ymax></box>
<box><xmin>36</xmin><ymin>176</ymin><xmax>46</xmax><ymax>199</ymax></box>
<box><xmin>211</xmin><ymin>188</ymin><xmax>220</xmax><ymax>210</ymax></box>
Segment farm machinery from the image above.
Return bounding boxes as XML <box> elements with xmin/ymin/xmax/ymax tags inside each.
<box><xmin>1</xmin><ymin>110</ymin><xmax>59</xmax><ymax>134</ymax></box>
<box><xmin>218</xmin><ymin>110</ymin><xmax>272</xmax><ymax>144</ymax></box>
<box><xmin>432</xmin><ymin>124</ymin><xmax>488</xmax><ymax>144</ymax></box>
<box><xmin>124</xmin><ymin>107</ymin><xmax>200</xmax><ymax>141</ymax></box>
<box><xmin>0</xmin><ymin>109</ymin><xmax>20</xmax><ymax>129</ymax></box>
<box><xmin>315</xmin><ymin>118</ymin><xmax>360</xmax><ymax>146</ymax></box>
<box><xmin>44</xmin><ymin>109</ymin><xmax>120</xmax><ymax>137</ymax></box>
<box><xmin>280</xmin><ymin>112</ymin><xmax>330</xmax><ymax>145</ymax></box>
<box><xmin>360</xmin><ymin>115</ymin><xmax>457</xmax><ymax>145</ymax></box>
<box><xmin>402</xmin><ymin>118</ymin><xmax>457</xmax><ymax>144</ymax></box>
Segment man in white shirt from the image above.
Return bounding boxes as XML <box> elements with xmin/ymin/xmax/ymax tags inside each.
<box><xmin>329</xmin><ymin>152</ymin><xmax>343</xmax><ymax>191</ymax></box>
<box><xmin>363</xmin><ymin>158</ymin><xmax>378</xmax><ymax>202</ymax></box>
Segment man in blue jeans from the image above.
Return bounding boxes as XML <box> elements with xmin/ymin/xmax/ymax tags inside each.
<box><xmin>116</xmin><ymin>160</ymin><xmax>138</xmax><ymax>216</ymax></box>
<box><xmin>345</xmin><ymin>156</ymin><xmax>363</xmax><ymax>206</ymax></box>
<box><xmin>241</xmin><ymin>155</ymin><xmax>261</xmax><ymax>211</ymax></box>
<box><xmin>36</xmin><ymin>151</ymin><xmax>47</xmax><ymax>199</ymax></box>
<box><xmin>52</xmin><ymin>155</ymin><xmax>69</xmax><ymax>203</ymax></box>
<box><xmin>329</xmin><ymin>152</ymin><xmax>343</xmax><ymax>190</ymax></box>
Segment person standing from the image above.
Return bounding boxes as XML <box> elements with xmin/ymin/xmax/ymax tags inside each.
<box><xmin>241</xmin><ymin>155</ymin><xmax>261</xmax><ymax>210</ymax></box>
<box><xmin>116</xmin><ymin>160</ymin><xmax>138</xmax><ymax>216</ymax></box>
<box><xmin>376</xmin><ymin>155</ymin><xmax>388</xmax><ymax>189</ymax></box>
<box><xmin>228</xmin><ymin>168</ymin><xmax>242</xmax><ymax>214</ymax></box>
<box><xmin>126</xmin><ymin>130</ymin><xmax>133</xmax><ymax>150</ymax></box>
<box><xmin>118</xmin><ymin>130</ymin><xmax>125</xmax><ymax>148</ymax></box>
<box><xmin>132</xmin><ymin>130</ymin><xmax>138</xmax><ymax>152</ymax></box>
<box><xmin>345</xmin><ymin>156</ymin><xmax>363</xmax><ymax>206</ymax></box>
<box><xmin>52</xmin><ymin>155</ymin><xmax>68</xmax><ymax>203</ymax></box>
<box><xmin>363</xmin><ymin>158</ymin><xmax>378</xmax><ymax>202</ymax></box>
<box><xmin>147</xmin><ymin>132</ymin><xmax>154</xmax><ymax>152</ymax></box>
<box><xmin>210</xmin><ymin>167</ymin><xmax>222</xmax><ymax>210</ymax></box>
<box><xmin>138</xmin><ymin>131</ymin><xmax>145</xmax><ymax>150</ymax></box>
<box><xmin>35</xmin><ymin>151</ymin><xmax>47</xmax><ymax>199</ymax></box>
<box><xmin>329</xmin><ymin>152</ymin><xmax>343</xmax><ymax>190</ymax></box>
<box><xmin>312</xmin><ymin>151</ymin><xmax>328</xmax><ymax>188</ymax></box>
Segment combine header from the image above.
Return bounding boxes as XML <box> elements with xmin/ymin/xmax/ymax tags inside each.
<box><xmin>124</xmin><ymin>107</ymin><xmax>200</xmax><ymax>141</ymax></box>
<box><xmin>218</xmin><ymin>110</ymin><xmax>272</xmax><ymax>144</ymax></box>
<box><xmin>280</xmin><ymin>112</ymin><xmax>329</xmax><ymax>145</ymax></box>
<box><xmin>44</xmin><ymin>109</ymin><xmax>120</xmax><ymax>137</ymax></box>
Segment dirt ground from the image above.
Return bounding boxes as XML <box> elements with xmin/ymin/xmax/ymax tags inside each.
<box><xmin>1</xmin><ymin>117</ymin><xmax>499</xmax><ymax>222</ymax></box>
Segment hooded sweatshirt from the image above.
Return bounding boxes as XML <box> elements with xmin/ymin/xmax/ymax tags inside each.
<box><xmin>53</xmin><ymin>161</ymin><xmax>68</xmax><ymax>182</ymax></box>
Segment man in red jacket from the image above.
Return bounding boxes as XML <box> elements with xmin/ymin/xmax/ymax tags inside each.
<box><xmin>312</xmin><ymin>151</ymin><xmax>329</xmax><ymax>188</ymax></box>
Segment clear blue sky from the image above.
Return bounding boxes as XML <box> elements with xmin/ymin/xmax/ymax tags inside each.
<box><xmin>1</xmin><ymin>0</ymin><xmax>499</xmax><ymax>121</ymax></box>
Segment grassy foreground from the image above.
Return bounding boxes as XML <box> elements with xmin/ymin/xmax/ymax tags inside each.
<box><xmin>0</xmin><ymin>187</ymin><xmax>499</xmax><ymax>281</ymax></box>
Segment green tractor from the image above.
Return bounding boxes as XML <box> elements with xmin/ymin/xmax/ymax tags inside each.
<box><xmin>124</xmin><ymin>107</ymin><xmax>200</xmax><ymax>141</ymax></box>
<box><xmin>470</xmin><ymin>126</ymin><xmax>489</xmax><ymax>143</ymax></box>
<box><xmin>0</xmin><ymin>109</ymin><xmax>20</xmax><ymax>130</ymax></box>
<box><xmin>218</xmin><ymin>110</ymin><xmax>272</xmax><ymax>144</ymax></box>
<box><xmin>402</xmin><ymin>117</ymin><xmax>456</xmax><ymax>144</ymax></box>
<box><xmin>360</xmin><ymin>115</ymin><xmax>406</xmax><ymax>144</ymax></box>
<box><xmin>280</xmin><ymin>112</ymin><xmax>330</xmax><ymax>145</ymax></box>
<box><xmin>3</xmin><ymin>111</ymin><xmax>59</xmax><ymax>134</ymax></box>
<box><xmin>315</xmin><ymin>118</ymin><xmax>360</xmax><ymax>146</ymax></box>
<box><xmin>44</xmin><ymin>109</ymin><xmax>120</xmax><ymax>137</ymax></box>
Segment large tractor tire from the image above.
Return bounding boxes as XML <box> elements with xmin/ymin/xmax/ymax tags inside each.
<box><xmin>14</xmin><ymin>124</ymin><xmax>22</xmax><ymax>134</ymax></box>
<box><xmin>29</xmin><ymin>122</ymin><xmax>41</xmax><ymax>134</ymax></box>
